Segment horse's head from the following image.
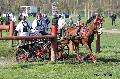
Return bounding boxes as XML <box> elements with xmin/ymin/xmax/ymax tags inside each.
<box><xmin>94</xmin><ymin>15</ymin><xmax>104</xmax><ymax>35</ymax></box>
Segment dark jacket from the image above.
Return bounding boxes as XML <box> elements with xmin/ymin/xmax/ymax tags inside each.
<box><xmin>52</xmin><ymin>17</ymin><xmax>59</xmax><ymax>27</ymax></box>
<box><xmin>5</xmin><ymin>15</ymin><xmax>10</xmax><ymax>25</ymax></box>
<box><xmin>111</xmin><ymin>14</ymin><xmax>117</xmax><ymax>21</ymax></box>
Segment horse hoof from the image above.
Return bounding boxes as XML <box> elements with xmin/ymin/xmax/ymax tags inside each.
<box><xmin>84</xmin><ymin>53</ymin><xmax>91</xmax><ymax>60</ymax></box>
<box><xmin>57</xmin><ymin>51</ymin><xmax>63</xmax><ymax>60</ymax></box>
<box><xmin>92</xmin><ymin>59</ymin><xmax>96</xmax><ymax>63</ymax></box>
<box><xmin>77</xmin><ymin>57</ymin><xmax>84</xmax><ymax>63</ymax></box>
<box><xmin>91</xmin><ymin>56</ymin><xmax>96</xmax><ymax>63</ymax></box>
<box><xmin>76</xmin><ymin>54</ymin><xmax>83</xmax><ymax>63</ymax></box>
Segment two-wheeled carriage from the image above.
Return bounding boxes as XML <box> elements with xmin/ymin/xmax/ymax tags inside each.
<box><xmin>16</xmin><ymin>39</ymin><xmax>51</xmax><ymax>63</ymax></box>
<box><xmin>16</xmin><ymin>37</ymin><xmax>70</xmax><ymax>63</ymax></box>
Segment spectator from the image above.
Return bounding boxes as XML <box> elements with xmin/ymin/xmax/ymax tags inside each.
<box><xmin>0</xmin><ymin>13</ymin><xmax>4</xmax><ymax>25</ymax></box>
<box><xmin>52</xmin><ymin>14</ymin><xmax>59</xmax><ymax>27</ymax></box>
<box><xmin>68</xmin><ymin>17</ymin><xmax>73</xmax><ymax>26</ymax></box>
<box><xmin>110</xmin><ymin>13</ymin><xmax>117</xmax><ymax>26</ymax></box>
<box><xmin>11</xmin><ymin>13</ymin><xmax>16</xmax><ymax>23</ymax></box>
<box><xmin>5</xmin><ymin>13</ymin><xmax>10</xmax><ymax>25</ymax></box>
<box><xmin>77</xmin><ymin>14</ymin><xmax>81</xmax><ymax>26</ymax></box>
<box><xmin>18</xmin><ymin>13</ymin><xmax>23</xmax><ymax>22</ymax></box>
<box><xmin>11</xmin><ymin>13</ymin><xmax>16</xmax><ymax>27</ymax></box>
<box><xmin>43</xmin><ymin>14</ymin><xmax>50</xmax><ymax>33</ymax></box>
<box><xmin>58</xmin><ymin>15</ymin><xmax>65</xmax><ymax>37</ymax></box>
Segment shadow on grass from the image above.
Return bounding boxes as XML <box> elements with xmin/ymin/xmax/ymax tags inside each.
<box><xmin>9</xmin><ymin>53</ymin><xmax>92</xmax><ymax>69</ymax></box>
<box><xmin>101</xmin><ymin>50</ymin><xmax>120</xmax><ymax>54</ymax></box>
<box><xmin>68</xmin><ymin>52</ymin><xmax>86</xmax><ymax>58</ymax></box>
<box><xmin>9</xmin><ymin>62</ymin><xmax>45</xmax><ymax>70</ymax></box>
<box><xmin>97</xmin><ymin>58</ymin><xmax>120</xmax><ymax>63</ymax></box>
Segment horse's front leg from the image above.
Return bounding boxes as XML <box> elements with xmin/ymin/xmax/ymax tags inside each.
<box><xmin>83</xmin><ymin>43</ymin><xmax>96</xmax><ymax>63</ymax></box>
<box><xmin>88</xmin><ymin>43</ymin><xmax>92</xmax><ymax>52</ymax></box>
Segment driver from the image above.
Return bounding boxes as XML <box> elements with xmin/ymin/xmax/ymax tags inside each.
<box><xmin>31</xmin><ymin>13</ymin><xmax>48</xmax><ymax>36</ymax></box>
<box><xmin>13</xmin><ymin>15</ymin><xmax>31</xmax><ymax>43</ymax></box>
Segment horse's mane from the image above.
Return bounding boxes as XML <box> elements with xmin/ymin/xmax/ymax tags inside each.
<box><xmin>85</xmin><ymin>15</ymin><xmax>96</xmax><ymax>25</ymax></box>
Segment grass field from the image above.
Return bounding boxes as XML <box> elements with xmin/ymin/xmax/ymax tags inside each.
<box><xmin>0</xmin><ymin>16</ymin><xmax>120</xmax><ymax>79</ymax></box>
<box><xmin>0</xmin><ymin>33</ymin><xmax>120</xmax><ymax>79</ymax></box>
<box><xmin>79</xmin><ymin>17</ymin><xmax>120</xmax><ymax>29</ymax></box>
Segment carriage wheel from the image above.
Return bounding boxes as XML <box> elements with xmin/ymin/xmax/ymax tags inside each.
<box><xmin>35</xmin><ymin>49</ymin><xmax>50</xmax><ymax>62</ymax></box>
<box><xmin>16</xmin><ymin>49</ymin><xmax>28</xmax><ymax>64</ymax></box>
<box><xmin>36</xmin><ymin>43</ymin><xmax>51</xmax><ymax>61</ymax></box>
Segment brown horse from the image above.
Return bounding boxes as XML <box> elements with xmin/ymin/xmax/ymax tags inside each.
<box><xmin>61</xmin><ymin>15</ymin><xmax>103</xmax><ymax>63</ymax></box>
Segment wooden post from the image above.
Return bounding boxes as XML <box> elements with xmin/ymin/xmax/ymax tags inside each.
<box><xmin>51</xmin><ymin>26</ymin><xmax>57</xmax><ymax>62</ymax></box>
<box><xmin>96</xmin><ymin>33</ymin><xmax>100</xmax><ymax>53</ymax></box>
<box><xmin>0</xmin><ymin>30</ymin><xmax>2</xmax><ymax>38</ymax></box>
<box><xmin>9</xmin><ymin>21</ymin><xmax>14</xmax><ymax>47</ymax></box>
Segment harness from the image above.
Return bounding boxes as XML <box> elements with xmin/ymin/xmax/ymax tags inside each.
<box><xmin>37</xmin><ymin>19</ymin><xmax>44</xmax><ymax>31</ymax></box>
<box><xmin>22</xmin><ymin>21</ymin><xmax>29</xmax><ymax>32</ymax></box>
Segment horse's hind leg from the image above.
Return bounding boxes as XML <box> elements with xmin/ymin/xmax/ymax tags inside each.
<box><xmin>76</xmin><ymin>44</ymin><xmax>83</xmax><ymax>63</ymax></box>
<box><xmin>83</xmin><ymin>43</ymin><xmax>96</xmax><ymax>63</ymax></box>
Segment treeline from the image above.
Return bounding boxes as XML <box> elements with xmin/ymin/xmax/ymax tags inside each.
<box><xmin>0</xmin><ymin>0</ymin><xmax>120</xmax><ymax>17</ymax></box>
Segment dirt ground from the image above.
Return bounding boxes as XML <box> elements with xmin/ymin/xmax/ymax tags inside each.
<box><xmin>103</xmin><ymin>29</ymin><xmax>120</xmax><ymax>34</ymax></box>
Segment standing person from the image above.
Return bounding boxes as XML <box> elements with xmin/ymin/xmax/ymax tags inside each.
<box><xmin>18</xmin><ymin>13</ymin><xmax>23</xmax><ymax>22</ymax></box>
<box><xmin>58</xmin><ymin>15</ymin><xmax>65</xmax><ymax>37</ymax></box>
<box><xmin>43</xmin><ymin>14</ymin><xmax>50</xmax><ymax>33</ymax></box>
<box><xmin>110</xmin><ymin>13</ymin><xmax>117</xmax><ymax>26</ymax></box>
<box><xmin>31</xmin><ymin>13</ymin><xmax>48</xmax><ymax>36</ymax></box>
<box><xmin>77</xmin><ymin>14</ymin><xmax>81</xmax><ymax>26</ymax></box>
<box><xmin>69</xmin><ymin>17</ymin><xmax>73</xmax><ymax>26</ymax></box>
<box><xmin>5</xmin><ymin>13</ymin><xmax>11</xmax><ymax>25</ymax></box>
<box><xmin>14</xmin><ymin>15</ymin><xmax>30</xmax><ymax>43</ymax></box>
<box><xmin>5</xmin><ymin>13</ymin><xmax>11</xmax><ymax>32</ymax></box>
<box><xmin>0</xmin><ymin>13</ymin><xmax>4</xmax><ymax>25</ymax></box>
<box><xmin>52</xmin><ymin>14</ymin><xmax>59</xmax><ymax>27</ymax></box>
<box><xmin>11</xmin><ymin>13</ymin><xmax>16</xmax><ymax>23</ymax></box>
<box><xmin>11</xmin><ymin>13</ymin><xmax>16</xmax><ymax>28</ymax></box>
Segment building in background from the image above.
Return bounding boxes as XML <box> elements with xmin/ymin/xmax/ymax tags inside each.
<box><xmin>20</xmin><ymin>6</ymin><xmax>37</xmax><ymax>17</ymax></box>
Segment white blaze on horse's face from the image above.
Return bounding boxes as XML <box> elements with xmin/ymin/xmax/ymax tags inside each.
<box><xmin>94</xmin><ymin>16</ymin><xmax>103</xmax><ymax>35</ymax></box>
<box><xmin>97</xmin><ymin>24</ymin><xmax>103</xmax><ymax>35</ymax></box>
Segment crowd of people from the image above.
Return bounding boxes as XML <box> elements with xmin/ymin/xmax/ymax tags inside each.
<box><xmin>1</xmin><ymin>12</ymin><xmax>117</xmax><ymax>44</ymax></box>
<box><xmin>0</xmin><ymin>13</ymin><xmax>16</xmax><ymax>25</ymax></box>
<box><xmin>12</xmin><ymin>12</ymin><xmax>77</xmax><ymax>44</ymax></box>
<box><xmin>14</xmin><ymin>13</ymin><xmax>50</xmax><ymax>43</ymax></box>
<box><xmin>0</xmin><ymin>12</ymin><xmax>82</xmax><ymax>43</ymax></box>
<box><xmin>15</xmin><ymin>13</ymin><xmax>75</xmax><ymax>37</ymax></box>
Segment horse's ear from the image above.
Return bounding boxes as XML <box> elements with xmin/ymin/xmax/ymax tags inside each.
<box><xmin>65</xmin><ymin>28</ymin><xmax>67</xmax><ymax>31</ymax></box>
<box><xmin>80</xmin><ymin>23</ymin><xmax>84</xmax><ymax>27</ymax></box>
<box><xmin>66</xmin><ymin>28</ymin><xmax>68</xmax><ymax>30</ymax></box>
<box><xmin>73</xmin><ymin>24</ymin><xmax>76</xmax><ymax>26</ymax></box>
